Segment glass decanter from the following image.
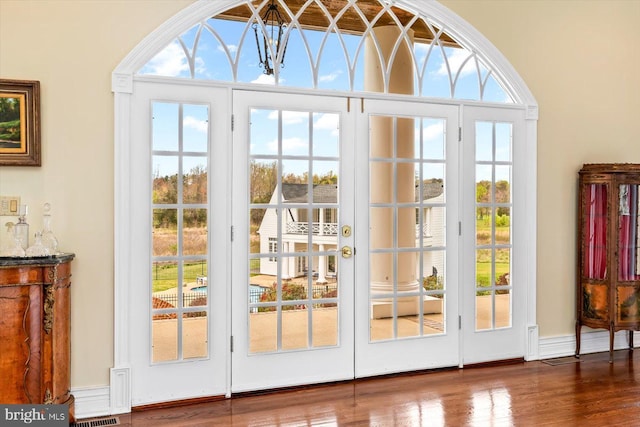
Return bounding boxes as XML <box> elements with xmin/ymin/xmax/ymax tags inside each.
<box><xmin>26</xmin><ymin>231</ymin><xmax>50</xmax><ymax>257</ymax></box>
<box><xmin>14</xmin><ymin>204</ymin><xmax>29</xmax><ymax>250</ymax></box>
<box><xmin>41</xmin><ymin>203</ymin><xmax>59</xmax><ymax>255</ymax></box>
<box><xmin>1</xmin><ymin>222</ymin><xmax>25</xmax><ymax>257</ymax></box>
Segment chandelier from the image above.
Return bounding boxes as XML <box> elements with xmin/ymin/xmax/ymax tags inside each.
<box><xmin>253</xmin><ymin>0</ymin><xmax>289</xmax><ymax>75</ymax></box>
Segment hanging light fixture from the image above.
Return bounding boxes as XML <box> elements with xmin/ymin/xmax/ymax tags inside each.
<box><xmin>253</xmin><ymin>0</ymin><xmax>289</xmax><ymax>75</ymax></box>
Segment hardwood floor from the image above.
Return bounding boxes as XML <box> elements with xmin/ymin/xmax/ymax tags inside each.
<box><xmin>85</xmin><ymin>350</ymin><xmax>640</xmax><ymax>426</ymax></box>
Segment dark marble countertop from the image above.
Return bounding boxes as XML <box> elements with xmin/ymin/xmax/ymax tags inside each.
<box><xmin>0</xmin><ymin>253</ymin><xmax>75</xmax><ymax>267</ymax></box>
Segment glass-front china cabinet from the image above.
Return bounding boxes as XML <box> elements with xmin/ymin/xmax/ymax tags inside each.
<box><xmin>577</xmin><ymin>164</ymin><xmax>640</xmax><ymax>362</ymax></box>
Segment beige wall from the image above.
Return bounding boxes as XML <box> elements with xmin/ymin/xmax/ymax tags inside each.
<box><xmin>1</xmin><ymin>0</ymin><xmax>638</xmax><ymax>390</ymax></box>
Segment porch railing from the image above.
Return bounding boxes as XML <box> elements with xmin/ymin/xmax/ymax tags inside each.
<box><xmin>286</xmin><ymin>221</ymin><xmax>338</xmax><ymax>235</ymax></box>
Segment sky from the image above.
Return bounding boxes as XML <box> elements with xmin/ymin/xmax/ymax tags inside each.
<box><xmin>144</xmin><ymin>2</ymin><xmax>512</xmax><ymax>185</ymax></box>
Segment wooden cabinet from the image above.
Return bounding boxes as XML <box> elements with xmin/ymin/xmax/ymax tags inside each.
<box><xmin>576</xmin><ymin>164</ymin><xmax>640</xmax><ymax>362</ymax></box>
<box><xmin>0</xmin><ymin>254</ymin><xmax>75</xmax><ymax>421</ymax></box>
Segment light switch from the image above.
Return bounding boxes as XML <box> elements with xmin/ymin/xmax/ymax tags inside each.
<box><xmin>0</xmin><ymin>196</ymin><xmax>20</xmax><ymax>216</ymax></box>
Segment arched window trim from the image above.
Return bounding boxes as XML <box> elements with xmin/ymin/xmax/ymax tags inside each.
<box><xmin>112</xmin><ymin>0</ymin><xmax>537</xmax><ymax>109</ymax></box>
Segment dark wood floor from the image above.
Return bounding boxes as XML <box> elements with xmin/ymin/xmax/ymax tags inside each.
<box><xmin>87</xmin><ymin>350</ymin><xmax>640</xmax><ymax>426</ymax></box>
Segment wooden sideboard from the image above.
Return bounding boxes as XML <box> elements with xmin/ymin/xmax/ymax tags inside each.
<box><xmin>0</xmin><ymin>254</ymin><xmax>75</xmax><ymax>421</ymax></box>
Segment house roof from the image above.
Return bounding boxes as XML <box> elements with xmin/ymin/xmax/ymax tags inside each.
<box><xmin>281</xmin><ymin>181</ymin><xmax>444</xmax><ymax>203</ymax></box>
<box><xmin>282</xmin><ymin>184</ymin><xmax>337</xmax><ymax>203</ymax></box>
<box><xmin>421</xmin><ymin>182</ymin><xmax>444</xmax><ymax>201</ymax></box>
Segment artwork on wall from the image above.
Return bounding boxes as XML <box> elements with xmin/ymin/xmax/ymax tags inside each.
<box><xmin>0</xmin><ymin>79</ymin><xmax>40</xmax><ymax>166</ymax></box>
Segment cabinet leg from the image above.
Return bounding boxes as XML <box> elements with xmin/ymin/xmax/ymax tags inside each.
<box><xmin>609</xmin><ymin>322</ymin><xmax>615</xmax><ymax>363</ymax></box>
<box><xmin>575</xmin><ymin>321</ymin><xmax>581</xmax><ymax>358</ymax></box>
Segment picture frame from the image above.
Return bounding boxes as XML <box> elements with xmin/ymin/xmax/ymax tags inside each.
<box><xmin>0</xmin><ymin>79</ymin><xmax>41</xmax><ymax>166</ymax></box>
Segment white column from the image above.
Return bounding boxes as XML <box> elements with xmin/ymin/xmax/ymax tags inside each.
<box><xmin>317</xmin><ymin>244</ymin><xmax>327</xmax><ymax>284</ymax></box>
<box><xmin>366</xmin><ymin>26</ymin><xmax>420</xmax><ymax>316</ymax></box>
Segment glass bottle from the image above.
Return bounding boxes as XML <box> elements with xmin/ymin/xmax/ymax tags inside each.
<box><xmin>2</xmin><ymin>222</ymin><xmax>25</xmax><ymax>257</ymax></box>
<box><xmin>41</xmin><ymin>203</ymin><xmax>59</xmax><ymax>255</ymax></box>
<box><xmin>14</xmin><ymin>204</ymin><xmax>29</xmax><ymax>251</ymax></box>
<box><xmin>26</xmin><ymin>231</ymin><xmax>49</xmax><ymax>257</ymax></box>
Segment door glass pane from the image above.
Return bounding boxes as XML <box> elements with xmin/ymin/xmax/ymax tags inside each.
<box><xmin>618</xmin><ymin>184</ymin><xmax>640</xmax><ymax>281</ymax></box>
<box><xmin>183</xmin><ymin>104</ymin><xmax>209</xmax><ymax>153</ymax></box>
<box><xmin>474</xmin><ymin>121</ymin><xmax>512</xmax><ymax>331</ymax></box>
<box><xmin>282</xmin><ymin>306</ymin><xmax>309</xmax><ymax>351</ymax></box>
<box><xmin>369</xmin><ymin>115</ymin><xmax>447</xmax><ymax>342</ymax></box>
<box><xmin>151</xmin><ymin>102</ymin><xmax>209</xmax><ymax>363</ymax></box>
<box><xmin>248</xmin><ymin>105</ymin><xmax>341</xmax><ymax>354</ymax></box>
<box><xmin>183</xmin><ymin>312</ymin><xmax>207</xmax><ymax>359</ymax></box>
<box><xmin>583</xmin><ymin>184</ymin><xmax>607</xmax><ymax>280</ymax></box>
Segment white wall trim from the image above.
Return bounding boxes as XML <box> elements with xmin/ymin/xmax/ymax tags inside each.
<box><xmin>539</xmin><ymin>330</ymin><xmax>640</xmax><ymax>360</ymax></box>
<box><xmin>72</xmin><ymin>386</ymin><xmax>111</xmax><ymax>420</ymax></box>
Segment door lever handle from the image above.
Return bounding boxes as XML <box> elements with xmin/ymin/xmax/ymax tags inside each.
<box><xmin>341</xmin><ymin>246</ymin><xmax>353</xmax><ymax>258</ymax></box>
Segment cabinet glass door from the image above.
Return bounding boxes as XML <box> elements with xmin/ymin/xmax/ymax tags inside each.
<box><xmin>583</xmin><ymin>184</ymin><xmax>608</xmax><ymax>280</ymax></box>
<box><xmin>618</xmin><ymin>184</ymin><xmax>640</xmax><ymax>281</ymax></box>
<box><xmin>581</xmin><ymin>183</ymin><xmax>608</xmax><ymax>322</ymax></box>
<box><xmin>617</xmin><ymin>183</ymin><xmax>640</xmax><ymax>322</ymax></box>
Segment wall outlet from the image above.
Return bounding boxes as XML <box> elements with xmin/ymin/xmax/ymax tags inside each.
<box><xmin>0</xmin><ymin>196</ymin><xmax>20</xmax><ymax>216</ymax></box>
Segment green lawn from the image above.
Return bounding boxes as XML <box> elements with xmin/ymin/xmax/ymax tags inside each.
<box><xmin>152</xmin><ymin>261</ymin><xmax>207</xmax><ymax>293</ymax></box>
<box><xmin>476</xmin><ymin>262</ymin><xmax>510</xmax><ymax>288</ymax></box>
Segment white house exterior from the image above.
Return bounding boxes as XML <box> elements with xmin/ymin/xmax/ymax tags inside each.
<box><xmin>258</xmin><ymin>183</ymin><xmax>339</xmax><ymax>282</ymax></box>
<box><xmin>257</xmin><ymin>182</ymin><xmax>445</xmax><ymax>286</ymax></box>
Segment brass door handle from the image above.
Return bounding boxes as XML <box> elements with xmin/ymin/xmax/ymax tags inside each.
<box><xmin>341</xmin><ymin>246</ymin><xmax>353</xmax><ymax>258</ymax></box>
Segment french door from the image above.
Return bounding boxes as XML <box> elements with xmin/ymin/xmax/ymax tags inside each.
<box><xmin>129</xmin><ymin>83</ymin><xmax>528</xmax><ymax>403</ymax></box>
<box><xmin>129</xmin><ymin>81</ymin><xmax>229</xmax><ymax>405</ymax></box>
<box><xmin>231</xmin><ymin>91</ymin><xmax>356</xmax><ymax>392</ymax></box>
<box><xmin>354</xmin><ymin>99</ymin><xmax>460</xmax><ymax>376</ymax></box>
<box><xmin>231</xmin><ymin>93</ymin><xmax>462</xmax><ymax>389</ymax></box>
<box><xmin>461</xmin><ymin>106</ymin><xmax>526</xmax><ymax>364</ymax></box>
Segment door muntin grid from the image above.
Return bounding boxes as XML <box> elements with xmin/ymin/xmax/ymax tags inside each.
<box><xmin>248</xmin><ymin>107</ymin><xmax>341</xmax><ymax>353</ymax></box>
<box><xmin>151</xmin><ymin>101</ymin><xmax>210</xmax><ymax>363</ymax></box>
<box><xmin>369</xmin><ymin>114</ymin><xmax>447</xmax><ymax>342</ymax></box>
<box><xmin>474</xmin><ymin>121</ymin><xmax>512</xmax><ymax>331</ymax></box>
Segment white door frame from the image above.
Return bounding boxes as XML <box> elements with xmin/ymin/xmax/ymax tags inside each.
<box><xmin>112</xmin><ymin>0</ymin><xmax>538</xmax><ymax>414</ymax></box>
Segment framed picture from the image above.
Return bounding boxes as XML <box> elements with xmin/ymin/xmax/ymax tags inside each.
<box><xmin>0</xmin><ymin>79</ymin><xmax>41</xmax><ymax>166</ymax></box>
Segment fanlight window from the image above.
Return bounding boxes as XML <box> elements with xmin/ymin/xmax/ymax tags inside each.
<box><xmin>138</xmin><ymin>0</ymin><xmax>512</xmax><ymax>103</ymax></box>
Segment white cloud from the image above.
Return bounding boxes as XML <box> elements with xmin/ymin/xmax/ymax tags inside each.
<box><xmin>267</xmin><ymin>137</ymin><xmax>307</xmax><ymax>154</ymax></box>
<box><xmin>252</xmin><ymin>73</ymin><xmax>276</xmax><ymax>85</ymax></box>
<box><xmin>423</xmin><ymin>122</ymin><xmax>444</xmax><ymax>141</ymax></box>
<box><xmin>184</xmin><ymin>116</ymin><xmax>208</xmax><ymax>133</ymax></box>
<box><xmin>436</xmin><ymin>48</ymin><xmax>475</xmax><ymax>78</ymax></box>
<box><xmin>144</xmin><ymin>41</ymin><xmax>190</xmax><ymax>77</ymax></box>
<box><xmin>267</xmin><ymin>110</ymin><xmax>308</xmax><ymax>125</ymax></box>
<box><xmin>218</xmin><ymin>44</ymin><xmax>238</xmax><ymax>54</ymax></box>
<box><xmin>314</xmin><ymin>113</ymin><xmax>339</xmax><ymax>137</ymax></box>
<box><xmin>319</xmin><ymin>70</ymin><xmax>342</xmax><ymax>83</ymax></box>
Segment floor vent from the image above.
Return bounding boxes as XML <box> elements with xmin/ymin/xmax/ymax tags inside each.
<box><xmin>73</xmin><ymin>416</ymin><xmax>120</xmax><ymax>427</ymax></box>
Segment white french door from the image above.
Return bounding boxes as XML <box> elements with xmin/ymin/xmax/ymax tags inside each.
<box><xmin>461</xmin><ymin>106</ymin><xmax>526</xmax><ymax>365</ymax></box>
<box><xmin>129</xmin><ymin>81</ymin><xmax>229</xmax><ymax>405</ymax></box>
<box><xmin>231</xmin><ymin>90</ymin><xmax>356</xmax><ymax>392</ymax></box>
<box><xmin>354</xmin><ymin>99</ymin><xmax>461</xmax><ymax>376</ymax></box>
<box><xmin>129</xmin><ymin>84</ymin><xmax>528</xmax><ymax>404</ymax></box>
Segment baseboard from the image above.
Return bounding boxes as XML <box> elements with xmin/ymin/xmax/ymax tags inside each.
<box><xmin>73</xmin><ymin>330</ymin><xmax>635</xmax><ymax>419</ymax></box>
<box><xmin>539</xmin><ymin>329</ymin><xmax>640</xmax><ymax>359</ymax></box>
<box><xmin>72</xmin><ymin>386</ymin><xmax>111</xmax><ymax>420</ymax></box>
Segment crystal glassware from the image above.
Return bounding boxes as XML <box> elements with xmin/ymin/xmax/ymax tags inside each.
<box><xmin>41</xmin><ymin>203</ymin><xmax>59</xmax><ymax>255</ymax></box>
<box><xmin>14</xmin><ymin>204</ymin><xmax>29</xmax><ymax>250</ymax></box>
<box><xmin>26</xmin><ymin>231</ymin><xmax>50</xmax><ymax>257</ymax></box>
<box><xmin>1</xmin><ymin>222</ymin><xmax>25</xmax><ymax>257</ymax></box>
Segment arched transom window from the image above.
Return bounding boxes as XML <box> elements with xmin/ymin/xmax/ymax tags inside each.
<box><xmin>138</xmin><ymin>0</ymin><xmax>512</xmax><ymax>103</ymax></box>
